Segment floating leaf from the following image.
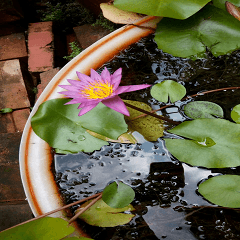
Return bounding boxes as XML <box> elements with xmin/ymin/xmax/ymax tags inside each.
<box><xmin>184</xmin><ymin>101</ymin><xmax>224</xmax><ymax>119</ymax></box>
<box><xmin>0</xmin><ymin>217</ymin><xmax>74</xmax><ymax>240</ymax></box>
<box><xmin>213</xmin><ymin>0</ymin><xmax>240</xmax><ymax>11</ymax></box>
<box><xmin>150</xmin><ymin>81</ymin><xmax>186</xmax><ymax>103</ymax></box>
<box><xmin>114</xmin><ymin>0</ymin><xmax>211</xmax><ymax>19</ymax></box>
<box><xmin>102</xmin><ymin>181</ymin><xmax>135</xmax><ymax>208</ymax></box>
<box><xmin>100</xmin><ymin>3</ymin><xmax>143</xmax><ymax>24</ymax></box>
<box><xmin>78</xmin><ymin>199</ymin><xmax>135</xmax><ymax>227</ymax></box>
<box><xmin>198</xmin><ymin>175</ymin><xmax>240</xmax><ymax>208</ymax></box>
<box><xmin>155</xmin><ymin>5</ymin><xmax>240</xmax><ymax>58</ymax></box>
<box><xmin>124</xmin><ymin>100</ymin><xmax>164</xmax><ymax>141</ymax></box>
<box><xmin>165</xmin><ymin>119</ymin><xmax>240</xmax><ymax>168</ymax></box>
<box><xmin>31</xmin><ymin>99</ymin><xmax>128</xmax><ymax>153</ymax></box>
<box><xmin>231</xmin><ymin>104</ymin><xmax>240</xmax><ymax>123</ymax></box>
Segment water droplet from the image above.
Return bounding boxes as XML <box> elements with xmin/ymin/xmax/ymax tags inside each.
<box><xmin>78</xmin><ymin>135</ymin><xmax>86</xmax><ymax>141</ymax></box>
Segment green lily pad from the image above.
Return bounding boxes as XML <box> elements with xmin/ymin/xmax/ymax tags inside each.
<box><xmin>184</xmin><ymin>101</ymin><xmax>224</xmax><ymax>119</ymax></box>
<box><xmin>155</xmin><ymin>5</ymin><xmax>240</xmax><ymax>58</ymax></box>
<box><xmin>31</xmin><ymin>98</ymin><xmax>128</xmax><ymax>153</ymax></box>
<box><xmin>165</xmin><ymin>119</ymin><xmax>240</xmax><ymax>168</ymax></box>
<box><xmin>78</xmin><ymin>199</ymin><xmax>135</xmax><ymax>227</ymax></box>
<box><xmin>213</xmin><ymin>0</ymin><xmax>240</xmax><ymax>10</ymax></box>
<box><xmin>114</xmin><ymin>0</ymin><xmax>211</xmax><ymax>19</ymax></box>
<box><xmin>150</xmin><ymin>80</ymin><xmax>186</xmax><ymax>103</ymax></box>
<box><xmin>124</xmin><ymin>100</ymin><xmax>164</xmax><ymax>141</ymax></box>
<box><xmin>0</xmin><ymin>217</ymin><xmax>74</xmax><ymax>240</ymax></box>
<box><xmin>102</xmin><ymin>181</ymin><xmax>135</xmax><ymax>208</ymax></box>
<box><xmin>198</xmin><ymin>175</ymin><xmax>240</xmax><ymax>208</ymax></box>
<box><xmin>231</xmin><ymin>104</ymin><xmax>240</xmax><ymax>123</ymax></box>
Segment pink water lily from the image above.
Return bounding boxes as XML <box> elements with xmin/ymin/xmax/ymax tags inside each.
<box><xmin>58</xmin><ymin>67</ymin><xmax>151</xmax><ymax>116</ymax></box>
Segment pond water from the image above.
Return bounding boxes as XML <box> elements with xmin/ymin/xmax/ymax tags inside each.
<box><xmin>54</xmin><ymin>35</ymin><xmax>240</xmax><ymax>239</ymax></box>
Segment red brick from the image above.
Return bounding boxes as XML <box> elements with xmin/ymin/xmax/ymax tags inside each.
<box><xmin>73</xmin><ymin>24</ymin><xmax>111</xmax><ymax>49</ymax></box>
<box><xmin>37</xmin><ymin>68</ymin><xmax>60</xmax><ymax>99</ymax></box>
<box><xmin>12</xmin><ymin>108</ymin><xmax>30</xmax><ymax>132</ymax></box>
<box><xmin>0</xmin><ymin>33</ymin><xmax>27</xmax><ymax>61</ymax></box>
<box><xmin>0</xmin><ymin>59</ymin><xmax>30</xmax><ymax>109</ymax></box>
<box><xmin>28</xmin><ymin>22</ymin><xmax>54</xmax><ymax>73</ymax></box>
<box><xmin>0</xmin><ymin>113</ymin><xmax>15</xmax><ymax>133</ymax></box>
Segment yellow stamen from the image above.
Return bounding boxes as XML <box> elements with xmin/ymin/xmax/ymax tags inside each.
<box><xmin>81</xmin><ymin>81</ymin><xmax>113</xmax><ymax>99</ymax></box>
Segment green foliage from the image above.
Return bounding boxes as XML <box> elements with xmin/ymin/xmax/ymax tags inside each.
<box><xmin>213</xmin><ymin>0</ymin><xmax>240</xmax><ymax>10</ymax></box>
<box><xmin>150</xmin><ymin>80</ymin><xmax>186</xmax><ymax>103</ymax></box>
<box><xmin>78</xmin><ymin>199</ymin><xmax>135</xmax><ymax>227</ymax></box>
<box><xmin>198</xmin><ymin>175</ymin><xmax>240</xmax><ymax>208</ymax></box>
<box><xmin>63</xmin><ymin>42</ymin><xmax>82</xmax><ymax>61</ymax></box>
<box><xmin>124</xmin><ymin>100</ymin><xmax>164</xmax><ymax>141</ymax></box>
<box><xmin>114</xmin><ymin>0</ymin><xmax>211</xmax><ymax>19</ymax></box>
<box><xmin>184</xmin><ymin>101</ymin><xmax>224</xmax><ymax>119</ymax></box>
<box><xmin>102</xmin><ymin>181</ymin><xmax>135</xmax><ymax>208</ymax></box>
<box><xmin>231</xmin><ymin>104</ymin><xmax>240</xmax><ymax>123</ymax></box>
<box><xmin>92</xmin><ymin>13</ymin><xmax>116</xmax><ymax>32</ymax></box>
<box><xmin>31</xmin><ymin>98</ymin><xmax>128</xmax><ymax>153</ymax></box>
<box><xmin>0</xmin><ymin>217</ymin><xmax>74</xmax><ymax>240</ymax></box>
<box><xmin>165</xmin><ymin>119</ymin><xmax>240</xmax><ymax>168</ymax></box>
<box><xmin>41</xmin><ymin>3</ymin><xmax>63</xmax><ymax>21</ymax></box>
<box><xmin>155</xmin><ymin>5</ymin><xmax>240</xmax><ymax>58</ymax></box>
<box><xmin>0</xmin><ymin>108</ymin><xmax>13</xmax><ymax>113</ymax></box>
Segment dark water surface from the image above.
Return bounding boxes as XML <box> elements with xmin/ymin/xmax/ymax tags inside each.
<box><xmin>54</xmin><ymin>36</ymin><xmax>240</xmax><ymax>239</ymax></box>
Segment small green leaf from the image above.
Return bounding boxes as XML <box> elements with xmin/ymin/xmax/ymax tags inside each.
<box><xmin>165</xmin><ymin>119</ymin><xmax>240</xmax><ymax>168</ymax></box>
<box><xmin>78</xmin><ymin>199</ymin><xmax>135</xmax><ymax>227</ymax></box>
<box><xmin>0</xmin><ymin>217</ymin><xmax>74</xmax><ymax>240</ymax></box>
<box><xmin>0</xmin><ymin>108</ymin><xmax>13</xmax><ymax>113</ymax></box>
<box><xmin>231</xmin><ymin>104</ymin><xmax>240</xmax><ymax>123</ymax></box>
<box><xmin>150</xmin><ymin>80</ymin><xmax>186</xmax><ymax>103</ymax></box>
<box><xmin>184</xmin><ymin>101</ymin><xmax>224</xmax><ymax>119</ymax></box>
<box><xmin>198</xmin><ymin>175</ymin><xmax>240</xmax><ymax>208</ymax></box>
<box><xmin>124</xmin><ymin>100</ymin><xmax>164</xmax><ymax>141</ymax></box>
<box><xmin>102</xmin><ymin>181</ymin><xmax>135</xmax><ymax>208</ymax></box>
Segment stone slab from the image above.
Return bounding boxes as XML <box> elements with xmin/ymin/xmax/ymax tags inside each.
<box><xmin>0</xmin><ymin>204</ymin><xmax>33</xmax><ymax>231</ymax></box>
<box><xmin>12</xmin><ymin>108</ymin><xmax>30</xmax><ymax>132</ymax></box>
<box><xmin>0</xmin><ymin>33</ymin><xmax>27</xmax><ymax>61</ymax></box>
<box><xmin>0</xmin><ymin>132</ymin><xmax>22</xmax><ymax>165</ymax></box>
<box><xmin>0</xmin><ymin>113</ymin><xmax>15</xmax><ymax>133</ymax></box>
<box><xmin>28</xmin><ymin>22</ymin><xmax>54</xmax><ymax>73</ymax></box>
<box><xmin>73</xmin><ymin>24</ymin><xmax>111</xmax><ymax>49</ymax></box>
<box><xmin>0</xmin><ymin>59</ymin><xmax>30</xmax><ymax>109</ymax></box>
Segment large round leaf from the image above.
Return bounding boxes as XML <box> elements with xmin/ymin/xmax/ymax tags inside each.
<box><xmin>184</xmin><ymin>101</ymin><xmax>224</xmax><ymax>119</ymax></box>
<box><xmin>150</xmin><ymin>80</ymin><xmax>186</xmax><ymax>103</ymax></box>
<box><xmin>165</xmin><ymin>119</ymin><xmax>240</xmax><ymax>168</ymax></box>
<box><xmin>31</xmin><ymin>98</ymin><xmax>128</xmax><ymax>153</ymax></box>
<box><xmin>155</xmin><ymin>5</ymin><xmax>240</xmax><ymax>58</ymax></box>
<box><xmin>231</xmin><ymin>104</ymin><xmax>240</xmax><ymax>123</ymax></box>
<box><xmin>198</xmin><ymin>175</ymin><xmax>240</xmax><ymax>208</ymax></box>
<box><xmin>114</xmin><ymin>0</ymin><xmax>211</xmax><ymax>20</ymax></box>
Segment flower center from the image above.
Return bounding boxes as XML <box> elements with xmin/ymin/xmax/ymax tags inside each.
<box><xmin>81</xmin><ymin>81</ymin><xmax>113</xmax><ymax>99</ymax></box>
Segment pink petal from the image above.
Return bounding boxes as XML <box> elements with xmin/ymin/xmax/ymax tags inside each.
<box><xmin>90</xmin><ymin>69</ymin><xmax>102</xmax><ymax>81</ymax></box>
<box><xmin>102</xmin><ymin>95</ymin><xmax>130</xmax><ymax>116</ymax></box>
<box><xmin>67</xmin><ymin>79</ymin><xmax>84</xmax><ymax>87</ymax></box>
<box><xmin>76</xmin><ymin>71</ymin><xmax>93</xmax><ymax>83</ymax></box>
<box><xmin>58</xmin><ymin>91</ymin><xmax>83</xmax><ymax>98</ymax></box>
<box><xmin>101</xmin><ymin>67</ymin><xmax>111</xmax><ymax>83</ymax></box>
<box><xmin>78</xmin><ymin>99</ymin><xmax>102</xmax><ymax>108</ymax></box>
<box><xmin>111</xmin><ymin>68</ymin><xmax>122</xmax><ymax>90</ymax></box>
<box><xmin>58</xmin><ymin>85</ymin><xmax>80</xmax><ymax>91</ymax></box>
<box><xmin>64</xmin><ymin>98</ymin><xmax>89</xmax><ymax>105</ymax></box>
<box><xmin>116</xmin><ymin>84</ymin><xmax>151</xmax><ymax>94</ymax></box>
<box><xmin>78</xmin><ymin>103</ymin><xmax>99</xmax><ymax>116</ymax></box>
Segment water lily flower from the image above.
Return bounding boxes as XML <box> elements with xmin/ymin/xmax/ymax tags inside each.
<box><xmin>59</xmin><ymin>67</ymin><xmax>151</xmax><ymax>116</ymax></box>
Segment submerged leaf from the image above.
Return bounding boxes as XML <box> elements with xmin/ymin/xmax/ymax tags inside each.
<box><xmin>184</xmin><ymin>101</ymin><xmax>224</xmax><ymax>119</ymax></box>
<box><xmin>124</xmin><ymin>100</ymin><xmax>164</xmax><ymax>141</ymax></box>
<box><xmin>0</xmin><ymin>217</ymin><xmax>74</xmax><ymax>240</ymax></box>
<box><xmin>198</xmin><ymin>175</ymin><xmax>240</xmax><ymax>208</ymax></box>
<box><xmin>102</xmin><ymin>181</ymin><xmax>135</xmax><ymax>208</ymax></box>
<box><xmin>155</xmin><ymin>5</ymin><xmax>240</xmax><ymax>58</ymax></box>
<box><xmin>31</xmin><ymin>98</ymin><xmax>128</xmax><ymax>153</ymax></box>
<box><xmin>78</xmin><ymin>199</ymin><xmax>135</xmax><ymax>227</ymax></box>
<box><xmin>231</xmin><ymin>104</ymin><xmax>240</xmax><ymax>123</ymax></box>
<box><xmin>150</xmin><ymin>80</ymin><xmax>186</xmax><ymax>103</ymax></box>
<box><xmin>165</xmin><ymin>119</ymin><xmax>240</xmax><ymax>168</ymax></box>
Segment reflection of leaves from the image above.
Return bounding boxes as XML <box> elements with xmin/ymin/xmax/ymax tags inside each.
<box><xmin>31</xmin><ymin>99</ymin><xmax>128</xmax><ymax>153</ymax></box>
<box><xmin>198</xmin><ymin>175</ymin><xmax>240</xmax><ymax>208</ymax></box>
<box><xmin>114</xmin><ymin>0</ymin><xmax>211</xmax><ymax>19</ymax></box>
<box><xmin>184</xmin><ymin>101</ymin><xmax>224</xmax><ymax>119</ymax></box>
<box><xmin>231</xmin><ymin>104</ymin><xmax>240</xmax><ymax>123</ymax></box>
<box><xmin>155</xmin><ymin>5</ymin><xmax>240</xmax><ymax>58</ymax></box>
<box><xmin>124</xmin><ymin>100</ymin><xmax>164</xmax><ymax>141</ymax></box>
<box><xmin>0</xmin><ymin>217</ymin><xmax>74</xmax><ymax>240</ymax></box>
<box><xmin>102</xmin><ymin>181</ymin><xmax>135</xmax><ymax>208</ymax></box>
<box><xmin>78</xmin><ymin>199</ymin><xmax>135</xmax><ymax>227</ymax></box>
<box><xmin>150</xmin><ymin>80</ymin><xmax>186</xmax><ymax>103</ymax></box>
<box><xmin>165</xmin><ymin>119</ymin><xmax>240</xmax><ymax>168</ymax></box>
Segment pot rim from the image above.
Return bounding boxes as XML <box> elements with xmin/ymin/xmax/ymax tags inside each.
<box><xmin>19</xmin><ymin>15</ymin><xmax>161</xmax><ymax>235</ymax></box>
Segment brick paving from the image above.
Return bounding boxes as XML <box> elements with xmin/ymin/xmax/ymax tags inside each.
<box><xmin>0</xmin><ymin>1</ymin><xmax>112</xmax><ymax>232</ymax></box>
